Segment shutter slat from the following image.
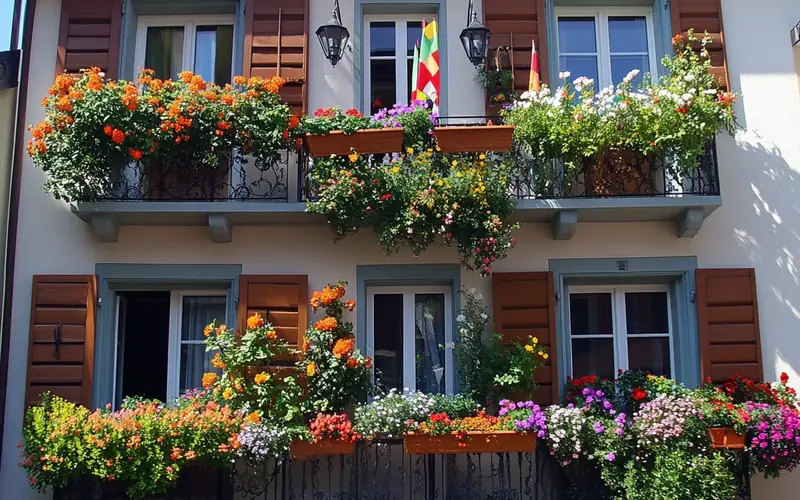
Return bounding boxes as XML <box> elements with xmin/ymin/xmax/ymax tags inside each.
<box><xmin>493</xmin><ymin>272</ymin><xmax>558</xmax><ymax>405</ymax></box>
<box><xmin>26</xmin><ymin>275</ymin><xmax>97</xmax><ymax>407</ymax></box>
<box><xmin>238</xmin><ymin>275</ymin><xmax>308</xmax><ymax>358</ymax></box>
<box><xmin>696</xmin><ymin>268</ymin><xmax>763</xmax><ymax>383</ymax></box>
<box><xmin>670</xmin><ymin>0</ymin><xmax>729</xmax><ymax>89</ymax></box>
<box><xmin>57</xmin><ymin>0</ymin><xmax>122</xmax><ymax>78</ymax></box>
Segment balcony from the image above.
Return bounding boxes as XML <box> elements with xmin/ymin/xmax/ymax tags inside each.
<box><xmin>70</xmin><ymin>138</ymin><xmax>720</xmax><ymax>243</ymax></box>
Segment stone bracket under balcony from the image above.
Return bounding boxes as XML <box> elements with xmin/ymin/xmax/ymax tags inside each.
<box><xmin>71</xmin><ymin>196</ymin><xmax>720</xmax><ymax>243</ymax></box>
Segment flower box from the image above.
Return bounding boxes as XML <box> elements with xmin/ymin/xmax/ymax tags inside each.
<box><xmin>404</xmin><ymin>431</ymin><xmax>536</xmax><ymax>455</ymax></box>
<box><xmin>708</xmin><ymin>427</ymin><xmax>745</xmax><ymax>450</ymax></box>
<box><xmin>582</xmin><ymin>150</ymin><xmax>655</xmax><ymax>196</ymax></box>
<box><xmin>305</xmin><ymin>128</ymin><xmax>404</xmax><ymax>157</ymax></box>
<box><xmin>291</xmin><ymin>438</ymin><xmax>356</xmax><ymax>460</ymax></box>
<box><xmin>433</xmin><ymin>125</ymin><xmax>514</xmax><ymax>153</ymax></box>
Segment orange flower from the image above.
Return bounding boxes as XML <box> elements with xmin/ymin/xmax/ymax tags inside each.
<box><xmin>103</xmin><ymin>125</ymin><xmax>113</xmax><ymax>136</ymax></box>
<box><xmin>201</xmin><ymin>372</ymin><xmax>219</xmax><ymax>388</ymax></box>
<box><xmin>672</xmin><ymin>34</ymin><xmax>683</xmax><ymax>45</ymax></box>
<box><xmin>111</xmin><ymin>129</ymin><xmax>125</xmax><ymax>144</ymax></box>
<box><xmin>247</xmin><ymin>313</ymin><xmax>265</xmax><ymax>330</ymax></box>
<box><xmin>254</xmin><ymin>371</ymin><xmax>269</xmax><ymax>385</ymax></box>
<box><xmin>288</xmin><ymin>115</ymin><xmax>300</xmax><ymax>129</ymax></box>
<box><xmin>301</xmin><ymin>337</ymin><xmax>310</xmax><ymax>353</ymax></box>
<box><xmin>246</xmin><ymin>412</ymin><xmax>261</xmax><ymax>424</ymax></box>
<box><xmin>266</xmin><ymin>330</ymin><xmax>278</xmax><ymax>341</ymax></box>
<box><xmin>346</xmin><ymin>357</ymin><xmax>358</xmax><ymax>369</ymax></box>
<box><xmin>179</xmin><ymin>71</ymin><xmax>194</xmax><ymax>83</ymax></box>
<box><xmin>128</xmin><ymin>148</ymin><xmax>143</xmax><ymax>161</ymax></box>
<box><xmin>223</xmin><ymin>388</ymin><xmax>233</xmax><ymax>400</ymax></box>
<box><xmin>314</xmin><ymin>317</ymin><xmax>338</xmax><ymax>331</ymax></box>
<box><xmin>333</xmin><ymin>337</ymin><xmax>355</xmax><ymax>359</ymax></box>
<box><xmin>203</xmin><ymin>324</ymin><xmax>214</xmax><ymax>337</ymax></box>
<box><xmin>233</xmin><ymin>76</ymin><xmax>247</xmax><ymax>85</ymax></box>
<box><xmin>306</xmin><ymin>362</ymin><xmax>317</xmax><ymax>377</ymax></box>
<box><xmin>348</xmin><ymin>152</ymin><xmax>359</xmax><ymax>163</ymax></box>
<box><xmin>344</xmin><ymin>300</ymin><xmax>356</xmax><ymax>311</ymax></box>
<box><xmin>211</xmin><ymin>353</ymin><xmax>225</xmax><ymax>369</ymax></box>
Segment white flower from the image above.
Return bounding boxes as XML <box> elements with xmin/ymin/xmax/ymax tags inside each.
<box><xmin>703</xmin><ymin>89</ymin><xmax>717</xmax><ymax>95</ymax></box>
<box><xmin>684</xmin><ymin>73</ymin><xmax>695</xmax><ymax>82</ymax></box>
<box><xmin>456</xmin><ymin>314</ymin><xmax>467</xmax><ymax>323</ymax></box>
<box><xmin>623</xmin><ymin>69</ymin><xmax>640</xmax><ymax>84</ymax></box>
<box><xmin>480</xmin><ymin>313</ymin><xmax>488</xmax><ymax>320</ymax></box>
<box><xmin>559</xmin><ymin>71</ymin><xmax>571</xmax><ymax>80</ymax></box>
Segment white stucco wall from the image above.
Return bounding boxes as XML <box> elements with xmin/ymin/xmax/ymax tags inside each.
<box><xmin>2</xmin><ymin>0</ymin><xmax>800</xmax><ymax>497</ymax></box>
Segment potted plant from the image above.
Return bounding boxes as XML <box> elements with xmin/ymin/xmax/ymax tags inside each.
<box><xmin>475</xmin><ymin>66</ymin><xmax>515</xmax><ymax>106</ymax></box>
<box><xmin>291</xmin><ymin>413</ymin><xmax>359</xmax><ymax>460</ymax></box>
<box><xmin>302</xmin><ymin>108</ymin><xmax>403</xmax><ymax>156</ymax></box>
<box><xmin>404</xmin><ymin>410</ymin><xmax>537</xmax><ymax>454</ymax></box>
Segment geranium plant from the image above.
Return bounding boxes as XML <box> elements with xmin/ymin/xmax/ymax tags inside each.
<box><xmin>306</xmin><ymin>413</ymin><xmax>360</xmax><ymax>443</ymax></box>
<box><xmin>301</xmin><ymin>107</ymin><xmax>379</xmax><ymax>136</ymax></box>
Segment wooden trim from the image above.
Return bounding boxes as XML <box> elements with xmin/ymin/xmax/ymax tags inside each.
<box><xmin>56</xmin><ymin>0</ymin><xmax>70</xmax><ymax>75</ymax></box>
<box><xmin>107</xmin><ymin>0</ymin><xmax>123</xmax><ymax>79</ymax></box>
<box><xmin>243</xmin><ymin>0</ymin><xmax>256</xmax><ymax>77</ymax></box>
<box><xmin>302</xmin><ymin>0</ymin><xmax>309</xmax><ymax>115</ymax></box>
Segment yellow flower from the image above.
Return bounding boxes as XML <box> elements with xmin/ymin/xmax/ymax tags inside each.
<box><xmin>524</xmin><ymin>344</ymin><xmax>534</xmax><ymax>353</ymax></box>
<box><xmin>437</xmin><ymin>180</ymin><xmax>444</xmax><ymax>187</ymax></box>
<box><xmin>223</xmin><ymin>388</ymin><xmax>233</xmax><ymax>400</ymax></box>
<box><xmin>451</xmin><ymin>160</ymin><xmax>458</xmax><ymax>167</ymax></box>
<box><xmin>479</xmin><ymin>154</ymin><xmax>486</xmax><ymax>160</ymax></box>
<box><xmin>456</xmin><ymin>172</ymin><xmax>462</xmax><ymax>178</ymax></box>
<box><xmin>531</xmin><ymin>337</ymin><xmax>538</xmax><ymax>345</ymax></box>
<box><xmin>306</xmin><ymin>362</ymin><xmax>317</xmax><ymax>377</ymax></box>
<box><xmin>203</xmin><ymin>324</ymin><xmax>213</xmax><ymax>337</ymax></box>
<box><xmin>254</xmin><ymin>371</ymin><xmax>269</xmax><ymax>385</ymax></box>
<box><xmin>406</xmin><ymin>147</ymin><xmax>414</xmax><ymax>154</ymax></box>
<box><xmin>201</xmin><ymin>372</ymin><xmax>218</xmax><ymax>388</ymax></box>
<box><xmin>247</xmin><ymin>313</ymin><xmax>265</xmax><ymax>330</ymax></box>
<box><xmin>348</xmin><ymin>152</ymin><xmax>359</xmax><ymax>162</ymax></box>
<box><xmin>542</xmin><ymin>353</ymin><xmax>549</xmax><ymax>360</ymax></box>
<box><xmin>391</xmin><ymin>166</ymin><xmax>400</xmax><ymax>174</ymax></box>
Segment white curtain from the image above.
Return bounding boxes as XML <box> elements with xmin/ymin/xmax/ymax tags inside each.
<box><xmin>180</xmin><ymin>296</ymin><xmax>227</xmax><ymax>393</ymax></box>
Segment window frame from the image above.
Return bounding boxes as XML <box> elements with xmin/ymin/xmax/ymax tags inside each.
<box><xmin>554</xmin><ymin>6</ymin><xmax>659</xmax><ymax>88</ymax></box>
<box><xmin>133</xmin><ymin>14</ymin><xmax>238</xmax><ymax>83</ymax></box>
<box><xmin>362</xmin><ymin>14</ymin><xmax>423</xmax><ymax>112</ymax></box>
<box><xmin>365</xmin><ymin>285</ymin><xmax>454</xmax><ymax>394</ymax></box>
<box><xmin>567</xmin><ymin>283</ymin><xmax>675</xmax><ymax>378</ymax></box>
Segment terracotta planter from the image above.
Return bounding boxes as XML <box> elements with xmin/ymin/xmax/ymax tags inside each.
<box><xmin>708</xmin><ymin>427</ymin><xmax>745</xmax><ymax>450</ymax></box>
<box><xmin>147</xmin><ymin>161</ymin><xmax>230</xmax><ymax>201</ymax></box>
<box><xmin>305</xmin><ymin>128</ymin><xmax>404</xmax><ymax>157</ymax></box>
<box><xmin>582</xmin><ymin>150</ymin><xmax>655</xmax><ymax>196</ymax></box>
<box><xmin>433</xmin><ymin>125</ymin><xmax>514</xmax><ymax>153</ymax></box>
<box><xmin>291</xmin><ymin>438</ymin><xmax>356</xmax><ymax>460</ymax></box>
<box><xmin>404</xmin><ymin>431</ymin><xmax>536</xmax><ymax>455</ymax></box>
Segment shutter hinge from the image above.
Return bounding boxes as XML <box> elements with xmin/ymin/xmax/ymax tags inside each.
<box><xmin>97</xmin><ymin>296</ymin><xmax>102</xmax><ymax>307</ymax></box>
<box><xmin>555</xmin><ymin>292</ymin><xmax>560</xmax><ymax>302</ymax></box>
<box><xmin>690</xmin><ymin>291</ymin><xmax>696</xmax><ymax>303</ymax></box>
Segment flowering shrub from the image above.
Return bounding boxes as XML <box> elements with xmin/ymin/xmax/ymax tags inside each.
<box><xmin>28</xmin><ymin>68</ymin><xmax>293</xmax><ymax>201</ymax></box>
<box><xmin>746</xmin><ymin>404</ymin><xmax>800</xmax><ymax>477</ymax></box>
<box><xmin>454</xmin><ymin>288</ymin><xmax>491</xmax><ymax>402</ymax></box>
<box><xmin>632</xmin><ymin>395</ymin><xmax>702</xmax><ymax>449</ymax></box>
<box><xmin>301</xmin><ymin>107</ymin><xmax>379</xmax><ymax>136</ymax></box>
<box><xmin>488</xmin><ymin>334</ymin><xmax>549</xmax><ymax>397</ymax></box>
<box><xmin>298</xmin><ymin>282</ymin><xmax>372</xmax><ymax>413</ymax></box>
<box><xmin>236</xmin><ymin>422</ymin><xmax>298</xmax><ymax>463</ymax></box>
<box><xmin>353</xmin><ymin>390</ymin><xmax>438</xmax><ymax>439</ymax></box>
<box><xmin>21</xmin><ymin>393</ymin><xmax>243</xmax><ymax>499</ymax></box>
<box><xmin>202</xmin><ymin>316</ymin><xmax>304</xmax><ymax>424</ymax></box>
<box><xmin>504</xmin><ymin>31</ymin><xmax>736</xmax><ymax>173</ymax></box>
<box><xmin>499</xmin><ymin>400</ymin><xmax>547</xmax><ymax>436</ymax></box>
<box><xmin>307</xmin><ymin>413</ymin><xmax>360</xmax><ymax>443</ymax></box>
<box><xmin>543</xmin><ymin>405</ymin><xmax>597</xmax><ymax>466</ymax></box>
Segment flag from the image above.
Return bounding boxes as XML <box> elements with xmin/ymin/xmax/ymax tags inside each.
<box><xmin>411</xmin><ymin>42</ymin><xmax>420</xmax><ymax>102</ymax></box>
<box><xmin>416</xmin><ymin>18</ymin><xmax>440</xmax><ymax>112</ymax></box>
<box><xmin>529</xmin><ymin>39</ymin><xmax>541</xmax><ymax>92</ymax></box>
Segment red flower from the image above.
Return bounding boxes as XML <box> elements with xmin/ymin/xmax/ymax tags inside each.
<box><xmin>379</xmin><ymin>193</ymin><xmax>392</xmax><ymax>201</ymax></box>
<box><xmin>781</xmin><ymin>372</ymin><xmax>790</xmax><ymax>384</ymax></box>
<box><xmin>345</xmin><ymin>108</ymin><xmax>361</xmax><ymax>117</ymax></box>
<box><xmin>631</xmin><ymin>388</ymin><xmax>648</xmax><ymax>401</ymax></box>
<box><xmin>103</xmin><ymin>125</ymin><xmax>113</xmax><ymax>136</ymax></box>
<box><xmin>676</xmin><ymin>107</ymin><xmax>688</xmax><ymax>114</ymax></box>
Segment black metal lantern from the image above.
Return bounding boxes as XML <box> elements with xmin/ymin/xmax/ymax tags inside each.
<box><xmin>316</xmin><ymin>0</ymin><xmax>350</xmax><ymax>67</ymax></box>
<box><xmin>460</xmin><ymin>10</ymin><xmax>491</xmax><ymax>66</ymax></box>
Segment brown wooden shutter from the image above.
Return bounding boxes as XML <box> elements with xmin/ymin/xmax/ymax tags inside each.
<box><xmin>26</xmin><ymin>276</ymin><xmax>97</xmax><ymax>407</ymax></box>
<box><xmin>243</xmin><ymin>0</ymin><xmax>309</xmax><ymax>115</ymax></box>
<box><xmin>484</xmin><ymin>0</ymin><xmax>549</xmax><ymax>99</ymax></box>
<box><xmin>696</xmin><ymin>268</ymin><xmax>763</xmax><ymax>383</ymax></box>
<box><xmin>238</xmin><ymin>275</ymin><xmax>308</xmax><ymax>363</ymax></box>
<box><xmin>670</xmin><ymin>0</ymin><xmax>729</xmax><ymax>89</ymax></box>
<box><xmin>492</xmin><ymin>272</ymin><xmax>559</xmax><ymax>405</ymax></box>
<box><xmin>56</xmin><ymin>0</ymin><xmax>122</xmax><ymax>78</ymax></box>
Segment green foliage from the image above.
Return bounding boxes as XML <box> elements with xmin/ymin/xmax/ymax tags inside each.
<box><xmin>623</xmin><ymin>448</ymin><xmax>735</xmax><ymax>500</ymax></box>
<box><xmin>454</xmin><ymin>288</ymin><xmax>492</xmax><ymax>402</ymax></box>
<box><xmin>430</xmin><ymin>394</ymin><xmax>483</xmax><ymax>419</ymax></box>
<box><xmin>300</xmin><ymin>107</ymin><xmax>379</xmax><ymax>135</ymax></box>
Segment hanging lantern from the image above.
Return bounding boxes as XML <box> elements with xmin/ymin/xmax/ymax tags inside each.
<box><xmin>460</xmin><ymin>7</ymin><xmax>491</xmax><ymax>66</ymax></box>
<box><xmin>316</xmin><ymin>0</ymin><xmax>350</xmax><ymax>67</ymax></box>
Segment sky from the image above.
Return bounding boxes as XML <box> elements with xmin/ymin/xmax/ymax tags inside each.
<box><xmin>0</xmin><ymin>0</ymin><xmax>21</xmax><ymax>51</ymax></box>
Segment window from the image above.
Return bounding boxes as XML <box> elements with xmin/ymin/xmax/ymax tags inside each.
<box><xmin>364</xmin><ymin>15</ymin><xmax>424</xmax><ymax>113</ymax></box>
<box><xmin>114</xmin><ymin>290</ymin><xmax>228</xmax><ymax>405</ymax></box>
<box><xmin>134</xmin><ymin>15</ymin><xmax>235</xmax><ymax>84</ymax></box>
<box><xmin>366</xmin><ymin>286</ymin><xmax>454</xmax><ymax>394</ymax></box>
<box><xmin>568</xmin><ymin>285</ymin><xmax>673</xmax><ymax>379</ymax></box>
<box><xmin>556</xmin><ymin>8</ymin><xmax>657</xmax><ymax>88</ymax></box>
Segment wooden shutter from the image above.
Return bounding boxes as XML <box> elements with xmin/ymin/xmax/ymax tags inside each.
<box><xmin>243</xmin><ymin>0</ymin><xmax>309</xmax><ymax>115</ymax></box>
<box><xmin>696</xmin><ymin>268</ymin><xmax>763</xmax><ymax>383</ymax></box>
<box><xmin>56</xmin><ymin>0</ymin><xmax>123</xmax><ymax>78</ymax></box>
<box><xmin>670</xmin><ymin>0</ymin><xmax>729</xmax><ymax>89</ymax></box>
<box><xmin>26</xmin><ymin>276</ymin><xmax>97</xmax><ymax>407</ymax></box>
<box><xmin>238</xmin><ymin>275</ymin><xmax>308</xmax><ymax>363</ymax></box>
<box><xmin>492</xmin><ymin>272</ymin><xmax>559</xmax><ymax>405</ymax></box>
<box><xmin>484</xmin><ymin>0</ymin><xmax>549</xmax><ymax>97</ymax></box>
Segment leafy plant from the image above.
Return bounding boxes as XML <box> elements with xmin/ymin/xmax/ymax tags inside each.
<box><xmin>353</xmin><ymin>390</ymin><xmax>437</xmax><ymax>439</ymax></box>
<box><xmin>488</xmin><ymin>334</ymin><xmax>549</xmax><ymax>397</ymax></box>
<box><xmin>300</xmin><ymin>107</ymin><xmax>379</xmax><ymax>136</ymax></box>
<box><xmin>306</xmin><ymin>413</ymin><xmax>360</xmax><ymax>443</ymax></box>
<box><xmin>454</xmin><ymin>288</ymin><xmax>492</xmax><ymax>401</ymax></box>
<box><xmin>474</xmin><ymin>67</ymin><xmax>513</xmax><ymax>90</ymax></box>
<box><xmin>622</xmin><ymin>448</ymin><xmax>735</xmax><ymax>500</ymax></box>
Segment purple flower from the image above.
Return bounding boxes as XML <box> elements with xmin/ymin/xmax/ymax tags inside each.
<box><xmin>606</xmin><ymin>453</ymin><xmax>616</xmax><ymax>462</ymax></box>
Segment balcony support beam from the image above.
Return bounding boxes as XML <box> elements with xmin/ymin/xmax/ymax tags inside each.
<box><xmin>676</xmin><ymin>207</ymin><xmax>704</xmax><ymax>238</ymax></box>
<box><xmin>91</xmin><ymin>214</ymin><xmax>119</xmax><ymax>243</ymax></box>
<box><xmin>208</xmin><ymin>214</ymin><xmax>232</xmax><ymax>243</ymax></box>
<box><xmin>552</xmin><ymin>210</ymin><xmax>578</xmax><ymax>240</ymax></box>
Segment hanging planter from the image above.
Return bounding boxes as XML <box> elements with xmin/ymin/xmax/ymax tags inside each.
<box><xmin>434</xmin><ymin>125</ymin><xmax>514</xmax><ymax>153</ymax></box>
<box><xmin>708</xmin><ymin>428</ymin><xmax>746</xmax><ymax>450</ymax></box>
<box><xmin>404</xmin><ymin>431</ymin><xmax>536</xmax><ymax>455</ymax></box>
<box><xmin>291</xmin><ymin>439</ymin><xmax>356</xmax><ymax>460</ymax></box>
<box><xmin>305</xmin><ymin>128</ymin><xmax>405</xmax><ymax>157</ymax></box>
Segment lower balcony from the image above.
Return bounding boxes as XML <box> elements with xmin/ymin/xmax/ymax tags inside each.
<box><xmin>70</xmin><ymin>139</ymin><xmax>721</xmax><ymax>243</ymax></box>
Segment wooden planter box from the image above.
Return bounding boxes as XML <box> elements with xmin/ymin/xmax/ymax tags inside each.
<box><xmin>291</xmin><ymin>438</ymin><xmax>356</xmax><ymax>460</ymax></box>
<box><xmin>434</xmin><ymin>125</ymin><xmax>514</xmax><ymax>153</ymax></box>
<box><xmin>404</xmin><ymin>431</ymin><xmax>536</xmax><ymax>455</ymax></box>
<box><xmin>708</xmin><ymin>427</ymin><xmax>745</xmax><ymax>450</ymax></box>
<box><xmin>305</xmin><ymin>128</ymin><xmax>404</xmax><ymax>157</ymax></box>
<box><xmin>582</xmin><ymin>150</ymin><xmax>655</xmax><ymax>196</ymax></box>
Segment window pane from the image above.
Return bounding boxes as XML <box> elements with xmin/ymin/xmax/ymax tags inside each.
<box><xmin>609</xmin><ymin>16</ymin><xmax>648</xmax><ymax>53</ymax></box>
<box><xmin>370</xmin><ymin>59</ymin><xmax>396</xmax><ymax>113</ymax></box>
<box><xmin>628</xmin><ymin>337</ymin><xmax>671</xmax><ymax>377</ymax></box>
<box><xmin>181</xmin><ymin>296</ymin><xmax>227</xmax><ymax>340</ymax></box>
<box><xmin>373</xmin><ymin>294</ymin><xmax>403</xmax><ymax>392</ymax></box>
<box><xmin>625</xmin><ymin>292</ymin><xmax>669</xmax><ymax>334</ymax></box>
<box><xmin>572</xmin><ymin>338</ymin><xmax>615</xmax><ymax>380</ymax></box>
<box><xmin>611</xmin><ymin>55</ymin><xmax>649</xmax><ymax>87</ymax></box>
<box><xmin>145</xmin><ymin>26</ymin><xmax>185</xmax><ymax>81</ymax></box>
<box><xmin>370</xmin><ymin>22</ymin><xmax>396</xmax><ymax>57</ymax></box>
<box><xmin>415</xmin><ymin>294</ymin><xmax>446</xmax><ymax>394</ymax></box>
<box><xmin>180</xmin><ymin>344</ymin><xmax>216</xmax><ymax>393</ymax></box>
<box><xmin>558</xmin><ymin>17</ymin><xmax>597</xmax><ymax>53</ymax></box>
<box><xmin>407</xmin><ymin>22</ymin><xmax>423</xmax><ymax>56</ymax></box>
<box><xmin>194</xmin><ymin>25</ymin><xmax>234</xmax><ymax>85</ymax></box>
<box><xmin>570</xmin><ymin>293</ymin><xmax>613</xmax><ymax>335</ymax></box>
<box><xmin>559</xmin><ymin>55</ymin><xmax>599</xmax><ymax>82</ymax></box>
<box><xmin>407</xmin><ymin>58</ymin><xmax>415</xmax><ymax>101</ymax></box>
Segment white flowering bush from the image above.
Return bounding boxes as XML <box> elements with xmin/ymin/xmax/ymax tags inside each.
<box><xmin>353</xmin><ymin>390</ymin><xmax>437</xmax><ymax>439</ymax></box>
<box><xmin>504</xmin><ymin>30</ymin><xmax>736</xmax><ymax>173</ymax></box>
<box><xmin>544</xmin><ymin>405</ymin><xmax>598</xmax><ymax>466</ymax></box>
<box><xmin>632</xmin><ymin>395</ymin><xmax>702</xmax><ymax>450</ymax></box>
<box><xmin>237</xmin><ymin>422</ymin><xmax>302</xmax><ymax>463</ymax></box>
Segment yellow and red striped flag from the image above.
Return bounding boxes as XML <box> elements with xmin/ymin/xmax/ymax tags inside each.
<box><xmin>528</xmin><ymin>39</ymin><xmax>541</xmax><ymax>92</ymax></box>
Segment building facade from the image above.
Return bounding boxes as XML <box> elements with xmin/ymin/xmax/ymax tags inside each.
<box><xmin>1</xmin><ymin>0</ymin><xmax>800</xmax><ymax>497</ymax></box>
